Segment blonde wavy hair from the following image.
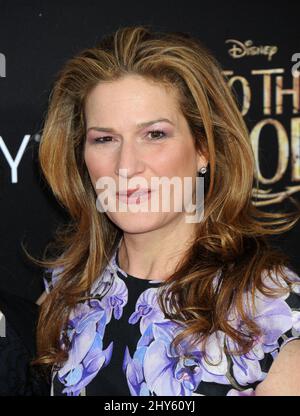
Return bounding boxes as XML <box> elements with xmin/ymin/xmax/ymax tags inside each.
<box><xmin>31</xmin><ymin>25</ymin><xmax>300</xmax><ymax>367</ymax></box>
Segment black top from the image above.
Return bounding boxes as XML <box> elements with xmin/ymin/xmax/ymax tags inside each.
<box><xmin>49</xmin><ymin>247</ymin><xmax>300</xmax><ymax>396</ymax></box>
<box><xmin>52</xmin><ymin>260</ymin><xmax>159</xmax><ymax>396</ymax></box>
<box><xmin>0</xmin><ymin>289</ymin><xmax>50</xmax><ymax>396</ymax></box>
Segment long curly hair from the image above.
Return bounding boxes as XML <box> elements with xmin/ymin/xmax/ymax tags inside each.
<box><xmin>31</xmin><ymin>25</ymin><xmax>300</xmax><ymax>367</ymax></box>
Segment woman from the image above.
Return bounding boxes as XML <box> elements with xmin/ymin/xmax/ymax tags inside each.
<box><xmin>34</xmin><ymin>25</ymin><xmax>300</xmax><ymax>396</ymax></box>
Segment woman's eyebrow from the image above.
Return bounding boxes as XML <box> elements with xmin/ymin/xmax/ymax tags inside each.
<box><xmin>86</xmin><ymin>118</ymin><xmax>174</xmax><ymax>133</ymax></box>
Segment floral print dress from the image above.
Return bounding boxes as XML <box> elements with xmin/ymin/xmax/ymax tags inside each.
<box><xmin>44</xmin><ymin>242</ymin><xmax>300</xmax><ymax>396</ymax></box>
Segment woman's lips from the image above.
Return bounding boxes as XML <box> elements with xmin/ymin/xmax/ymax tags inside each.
<box><xmin>116</xmin><ymin>188</ymin><xmax>153</xmax><ymax>204</ymax></box>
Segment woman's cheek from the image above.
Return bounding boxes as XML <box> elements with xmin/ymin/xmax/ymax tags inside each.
<box><xmin>85</xmin><ymin>150</ymin><xmax>102</xmax><ymax>175</ymax></box>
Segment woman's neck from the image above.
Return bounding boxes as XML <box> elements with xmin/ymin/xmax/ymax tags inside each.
<box><xmin>118</xmin><ymin>217</ymin><xmax>196</xmax><ymax>281</ymax></box>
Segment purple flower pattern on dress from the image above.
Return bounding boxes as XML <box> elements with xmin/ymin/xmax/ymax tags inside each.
<box><xmin>57</xmin><ymin>299</ymin><xmax>113</xmax><ymax>396</ymax></box>
<box><xmin>123</xmin><ymin>320</ymin><xmax>205</xmax><ymax>396</ymax></box>
<box><xmin>123</xmin><ymin>266</ymin><xmax>300</xmax><ymax>395</ymax></box>
<box><xmin>227</xmin><ymin>388</ymin><xmax>255</xmax><ymax>396</ymax></box>
<box><xmin>46</xmin><ymin>243</ymin><xmax>300</xmax><ymax>396</ymax></box>
<box><xmin>123</xmin><ymin>283</ymin><xmax>228</xmax><ymax>395</ymax></box>
<box><xmin>92</xmin><ymin>269</ymin><xmax>128</xmax><ymax>323</ymax></box>
<box><xmin>51</xmin><ymin>253</ymin><xmax>129</xmax><ymax>395</ymax></box>
<box><xmin>223</xmin><ymin>271</ymin><xmax>300</xmax><ymax>388</ymax></box>
<box><xmin>128</xmin><ymin>288</ymin><xmax>165</xmax><ymax>333</ymax></box>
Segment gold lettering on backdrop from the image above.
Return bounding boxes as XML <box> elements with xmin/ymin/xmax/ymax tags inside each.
<box><xmin>252</xmin><ymin>69</ymin><xmax>284</xmax><ymax>115</ymax></box>
<box><xmin>226</xmin><ymin>73</ymin><xmax>251</xmax><ymax>116</ymax></box>
<box><xmin>225</xmin><ymin>39</ymin><xmax>278</xmax><ymax>61</ymax></box>
<box><xmin>223</xmin><ymin>68</ymin><xmax>300</xmax><ymax>205</ymax></box>
<box><xmin>251</xmin><ymin>119</ymin><xmax>289</xmax><ymax>184</ymax></box>
<box><xmin>291</xmin><ymin>118</ymin><xmax>300</xmax><ymax>182</ymax></box>
<box><xmin>276</xmin><ymin>76</ymin><xmax>300</xmax><ymax>114</ymax></box>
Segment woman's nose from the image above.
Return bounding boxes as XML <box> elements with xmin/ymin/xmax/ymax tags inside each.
<box><xmin>115</xmin><ymin>139</ymin><xmax>145</xmax><ymax>178</ymax></box>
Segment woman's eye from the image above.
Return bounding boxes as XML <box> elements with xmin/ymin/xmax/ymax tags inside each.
<box><xmin>147</xmin><ymin>130</ymin><xmax>166</xmax><ymax>140</ymax></box>
<box><xmin>93</xmin><ymin>136</ymin><xmax>113</xmax><ymax>144</ymax></box>
<box><xmin>91</xmin><ymin>130</ymin><xmax>166</xmax><ymax>144</ymax></box>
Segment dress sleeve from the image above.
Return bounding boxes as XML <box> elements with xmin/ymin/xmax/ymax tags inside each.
<box><xmin>276</xmin><ymin>266</ymin><xmax>300</xmax><ymax>351</ymax></box>
<box><xmin>222</xmin><ymin>266</ymin><xmax>300</xmax><ymax>395</ymax></box>
<box><xmin>256</xmin><ymin>265</ymin><xmax>300</xmax><ymax>356</ymax></box>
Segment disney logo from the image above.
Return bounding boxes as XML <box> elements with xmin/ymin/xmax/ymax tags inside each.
<box><xmin>225</xmin><ymin>39</ymin><xmax>278</xmax><ymax>61</ymax></box>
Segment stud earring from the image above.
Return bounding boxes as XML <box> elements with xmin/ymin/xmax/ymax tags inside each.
<box><xmin>198</xmin><ymin>166</ymin><xmax>207</xmax><ymax>175</ymax></box>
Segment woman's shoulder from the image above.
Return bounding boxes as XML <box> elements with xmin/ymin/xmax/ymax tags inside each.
<box><xmin>244</xmin><ymin>265</ymin><xmax>300</xmax><ymax>352</ymax></box>
<box><xmin>250</xmin><ymin>265</ymin><xmax>300</xmax><ymax>395</ymax></box>
<box><xmin>254</xmin><ymin>264</ymin><xmax>300</xmax><ymax>309</ymax></box>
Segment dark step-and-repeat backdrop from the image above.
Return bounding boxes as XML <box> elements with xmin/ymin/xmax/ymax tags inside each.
<box><xmin>0</xmin><ymin>1</ymin><xmax>299</xmax><ymax>302</ymax></box>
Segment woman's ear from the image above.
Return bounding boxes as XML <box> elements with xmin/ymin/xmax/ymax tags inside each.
<box><xmin>196</xmin><ymin>149</ymin><xmax>209</xmax><ymax>172</ymax></box>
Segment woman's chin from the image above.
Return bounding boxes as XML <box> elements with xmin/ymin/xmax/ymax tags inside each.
<box><xmin>106</xmin><ymin>211</ymin><xmax>168</xmax><ymax>234</ymax></box>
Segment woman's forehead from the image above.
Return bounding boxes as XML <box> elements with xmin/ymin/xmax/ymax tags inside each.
<box><xmin>84</xmin><ymin>78</ymin><xmax>182</xmax><ymax>128</ymax></box>
<box><xmin>85</xmin><ymin>75</ymin><xmax>178</xmax><ymax>105</ymax></box>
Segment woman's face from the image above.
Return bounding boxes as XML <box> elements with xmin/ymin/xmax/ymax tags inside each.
<box><xmin>84</xmin><ymin>74</ymin><xmax>207</xmax><ymax>233</ymax></box>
